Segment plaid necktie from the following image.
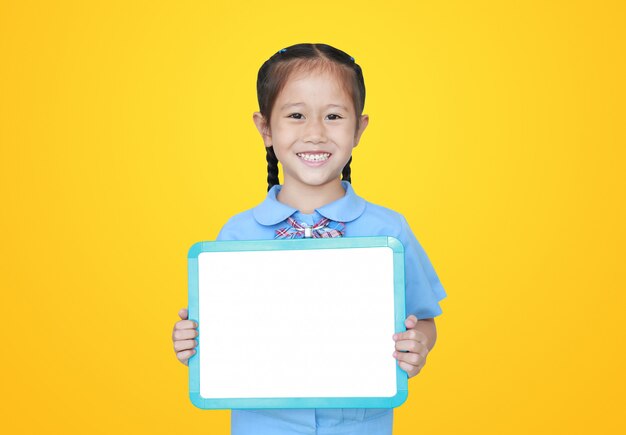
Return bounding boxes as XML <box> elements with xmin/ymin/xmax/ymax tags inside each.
<box><xmin>275</xmin><ymin>217</ymin><xmax>345</xmax><ymax>239</ymax></box>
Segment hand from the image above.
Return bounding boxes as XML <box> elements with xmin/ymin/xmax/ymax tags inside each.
<box><xmin>392</xmin><ymin>315</ymin><xmax>429</xmax><ymax>378</ymax></box>
<box><xmin>172</xmin><ymin>308</ymin><xmax>198</xmax><ymax>366</ymax></box>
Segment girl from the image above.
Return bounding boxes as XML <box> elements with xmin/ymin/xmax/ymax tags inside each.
<box><xmin>172</xmin><ymin>43</ymin><xmax>447</xmax><ymax>435</ymax></box>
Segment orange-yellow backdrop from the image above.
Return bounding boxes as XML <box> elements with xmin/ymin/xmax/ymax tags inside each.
<box><xmin>1</xmin><ymin>1</ymin><xmax>624</xmax><ymax>434</ymax></box>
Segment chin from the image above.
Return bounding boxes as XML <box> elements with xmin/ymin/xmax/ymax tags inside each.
<box><xmin>302</xmin><ymin>178</ymin><xmax>342</xmax><ymax>188</ymax></box>
<box><xmin>289</xmin><ymin>173</ymin><xmax>339</xmax><ymax>188</ymax></box>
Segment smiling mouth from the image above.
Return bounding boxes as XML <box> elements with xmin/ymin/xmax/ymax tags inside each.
<box><xmin>296</xmin><ymin>152</ymin><xmax>331</xmax><ymax>162</ymax></box>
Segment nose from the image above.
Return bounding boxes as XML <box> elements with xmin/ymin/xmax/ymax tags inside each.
<box><xmin>303</xmin><ymin>117</ymin><xmax>327</xmax><ymax>144</ymax></box>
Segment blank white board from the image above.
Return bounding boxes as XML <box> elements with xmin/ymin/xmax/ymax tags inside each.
<box><xmin>188</xmin><ymin>236</ymin><xmax>408</xmax><ymax>409</ymax></box>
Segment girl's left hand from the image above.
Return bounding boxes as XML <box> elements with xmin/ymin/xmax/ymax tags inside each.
<box><xmin>392</xmin><ymin>315</ymin><xmax>429</xmax><ymax>378</ymax></box>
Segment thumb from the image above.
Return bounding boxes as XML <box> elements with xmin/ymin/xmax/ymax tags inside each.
<box><xmin>178</xmin><ymin>308</ymin><xmax>188</xmax><ymax>320</ymax></box>
<box><xmin>405</xmin><ymin>314</ymin><xmax>418</xmax><ymax>329</ymax></box>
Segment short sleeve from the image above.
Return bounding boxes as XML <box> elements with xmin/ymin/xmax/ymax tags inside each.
<box><xmin>398</xmin><ymin>216</ymin><xmax>447</xmax><ymax>319</ymax></box>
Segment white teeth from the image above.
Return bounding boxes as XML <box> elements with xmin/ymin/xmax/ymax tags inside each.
<box><xmin>297</xmin><ymin>153</ymin><xmax>330</xmax><ymax>162</ymax></box>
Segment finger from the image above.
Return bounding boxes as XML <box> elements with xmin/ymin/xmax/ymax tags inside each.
<box><xmin>173</xmin><ymin>328</ymin><xmax>199</xmax><ymax>341</ymax></box>
<box><xmin>394</xmin><ymin>339</ymin><xmax>428</xmax><ymax>354</ymax></box>
<box><xmin>176</xmin><ymin>349</ymin><xmax>196</xmax><ymax>366</ymax></box>
<box><xmin>178</xmin><ymin>308</ymin><xmax>188</xmax><ymax>320</ymax></box>
<box><xmin>393</xmin><ymin>350</ymin><xmax>422</xmax><ymax>366</ymax></box>
<box><xmin>174</xmin><ymin>319</ymin><xmax>197</xmax><ymax>330</ymax></box>
<box><xmin>405</xmin><ymin>315</ymin><xmax>418</xmax><ymax>329</ymax></box>
<box><xmin>174</xmin><ymin>339</ymin><xmax>198</xmax><ymax>352</ymax></box>
<box><xmin>397</xmin><ymin>360</ymin><xmax>419</xmax><ymax>377</ymax></box>
<box><xmin>393</xmin><ymin>329</ymin><xmax>427</xmax><ymax>344</ymax></box>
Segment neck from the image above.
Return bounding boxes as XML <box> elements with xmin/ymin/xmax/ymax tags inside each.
<box><xmin>277</xmin><ymin>178</ymin><xmax>346</xmax><ymax>214</ymax></box>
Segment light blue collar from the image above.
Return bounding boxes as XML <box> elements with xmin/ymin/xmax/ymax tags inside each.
<box><xmin>253</xmin><ymin>180</ymin><xmax>367</xmax><ymax>226</ymax></box>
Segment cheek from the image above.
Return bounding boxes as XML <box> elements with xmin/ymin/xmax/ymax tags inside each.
<box><xmin>336</xmin><ymin>132</ymin><xmax>357</xmax><ymax>149</ymax></box>
<box><xmin>270</xmin><ymin>144</ymin><xmax>293</xmax><ymax>165</ymax></box>
<box><xmin>332</xmin><ymin>124</ymin><xmax>357</xmax><ymax>140</ymax></box>
<box><xmin>272</xmin><ymin>126</ymin><xmax>298</xmax><ymax>146</ymax></box>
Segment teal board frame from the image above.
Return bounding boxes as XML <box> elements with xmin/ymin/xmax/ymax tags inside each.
<box><xmin>187</xmin><ymin>236</ymin><xmax>408</xmax><ymax>410</ymax></box>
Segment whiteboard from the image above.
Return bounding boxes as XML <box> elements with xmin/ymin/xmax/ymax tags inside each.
<box><xmin>187</xmin><ymin>236</ymin><xmax>408</xmax><ymax>409</ymax></box>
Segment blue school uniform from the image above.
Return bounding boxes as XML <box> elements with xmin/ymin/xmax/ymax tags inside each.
<box><xmin>215</xmin><ymin>180</ymin><xmax>447</xmax><ymax>435</ymax></box>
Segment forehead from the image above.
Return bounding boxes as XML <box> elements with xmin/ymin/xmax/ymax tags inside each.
<box><xmin>277</xmin><ymin>68</ymin><xmax>352</xmax><ymax>103</ymax></box>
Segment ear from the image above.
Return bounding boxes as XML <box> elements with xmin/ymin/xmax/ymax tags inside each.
<box><xmin>353</xmin><ymin>114</ymin><xmax>369</xmax><ymax>148</ymax></box>
<box><xmin>253</xmin><ymin>112</ymin><xmax>273</xmax><ymax>148</ymax></box>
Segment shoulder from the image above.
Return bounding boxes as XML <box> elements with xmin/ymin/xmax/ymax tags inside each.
<box><xmin>221</xmin><ymin>208</ymin><xmax>256</xmax><ymax>229</ymax></box>
<box><xmin>346</xmin><ymin>194</ymin><xmax>411</xmax><ymax>243</ymax></box>
<box><xmin>216</xmin><ymin>208</ymin><xmax>260</xmax><ymax>241</ymax></box>
<box><xmin>361</xmin><ymin>200</ymin><xmax>410</xmax><ymax>234</ymax></box>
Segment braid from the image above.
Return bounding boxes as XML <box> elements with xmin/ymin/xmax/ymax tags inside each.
<box><xmin>266</xmin><ymin>146</ymin><xmax>280</xmax><ymax>191</ymax></box>
<box><xmin>341</xmin><ymin>156</ymin><xmax>352</xmax><ymax>183</ymax></box>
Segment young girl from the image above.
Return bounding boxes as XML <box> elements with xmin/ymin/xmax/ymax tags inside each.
<box><xmin>171</xmin><ymin>43</ymin><xmax>447</xmax><ymax>435</ymax></box>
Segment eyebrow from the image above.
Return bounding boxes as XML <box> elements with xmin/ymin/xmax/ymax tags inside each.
<box><xmin>280</xmin><ymin>102</ymin><xmax>349</xmax><ymax>111</ymax></box>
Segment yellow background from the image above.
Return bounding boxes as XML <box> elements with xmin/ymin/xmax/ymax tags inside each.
<box><xmin>1</xmin><ymin>1</ymin><xmax>624</xmax><ymax>433</ymax></box>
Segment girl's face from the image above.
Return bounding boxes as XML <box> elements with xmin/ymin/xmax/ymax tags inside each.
<box><xmin>254</xmin><ymin>69</ymin><xmax>368</xmax><ymax>191</ymax></box>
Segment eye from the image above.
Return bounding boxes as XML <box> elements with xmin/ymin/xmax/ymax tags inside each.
<box><xmin>287</xmin><ymin>113</ymin><xmax>304</xmax><ymax>119</ymax></box>
<box><xmin>327</xmin><ymin>114</ymin><xmax>343</xmax><ymax>120</ymax></box>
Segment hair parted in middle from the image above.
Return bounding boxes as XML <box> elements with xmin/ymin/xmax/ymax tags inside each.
<box><xmin>256</xmin><ymin>43</ymin><xmax>366</xmax><ymax>191</ymax></box>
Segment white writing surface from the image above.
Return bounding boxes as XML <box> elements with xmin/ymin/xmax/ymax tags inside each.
<box><xmin>197</xmin><ymin>247</ymin><xmax>397</xmax><ymax>399</ymax></box>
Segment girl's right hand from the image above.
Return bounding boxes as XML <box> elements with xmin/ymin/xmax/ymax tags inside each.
<box><xmin>172</xmin><ymin>308</ymin><xmax>198</xmax><ymax>366</ymax></box>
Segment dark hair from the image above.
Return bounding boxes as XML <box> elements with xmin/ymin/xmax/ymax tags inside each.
<box><xmin>257</xmin><ymin>43</ymin><xmax>366</xmax><ymax>191</ymax></box>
